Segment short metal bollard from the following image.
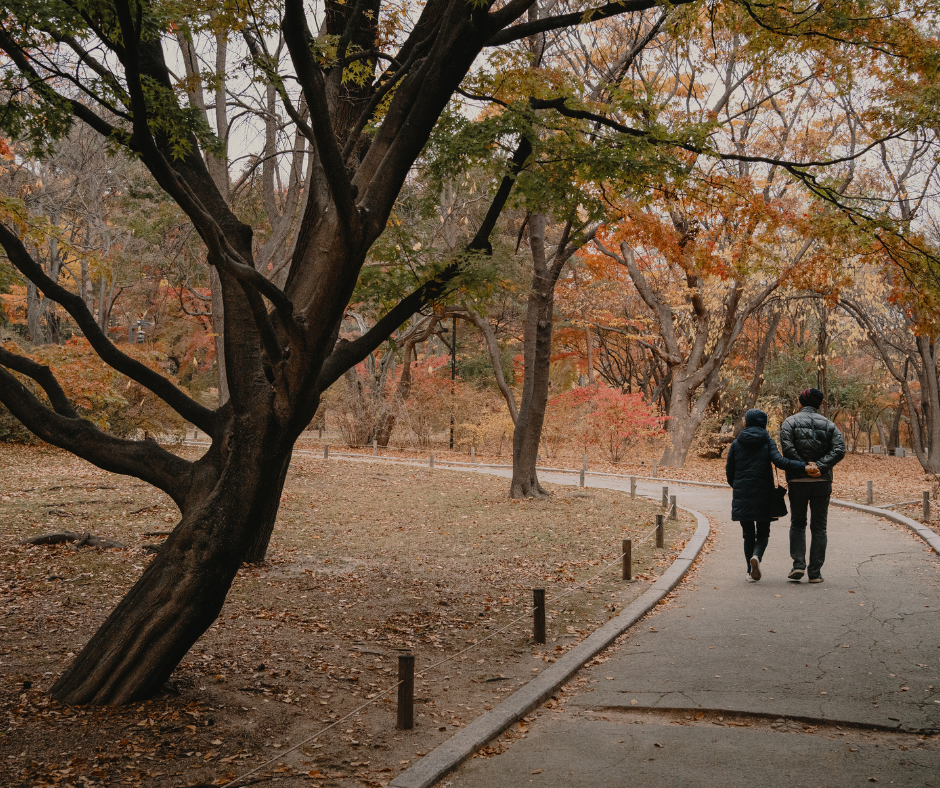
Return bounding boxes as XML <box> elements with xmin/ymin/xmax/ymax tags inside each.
<box><xmin>924</xmin><ymin>491</ymin><xmax>930</xmax><ymax>522</ymax></box>
<box><xmin>662</xmin><ymin>486</ymin><xmax>669</xmax><ymax>508</ymax></box>
<box><xmin>533</xmin><ymin>589</ymin><xmax>546</xmax><ymax>644</ymax></box>
<box><xmin>622</xmin><ymin>538</ymin><xmax>632</xmax><ymax>581</ymax></box>
<box><xmin>656</xmin><ymin>514</ymin><xmax>665</xmax><ymax>548</ymax></box>
<box><xmin>579</xmin><ymin>469</ymin><xmax>585</xmax><ymax>488</ymax></box>
<box><xmin>867</xmin><ymin>480</ymin><xmax>873</xmax><ymax>506</ymax></box>
<box><xmin>396</xmin><ymin>654</ymin><xmax>415</xmax><ymax>730</ymax></box>
<box><xmin>324</xmin><ymin>444</ymin><xmax>329</xmax><ymax>459</ymax></box>
<box><xmin>669</xmin><ymin>495</ymin><xmax>677</xmax><ymax>521</ymax></box>
<box><xmin>429</xmin><ymin>452</ymin><xmax>434</xmax><ymax>469</ymax></box>
<box><xmin>630</xmin><ymin>477</ymin><xmax>636</xmax><ymax>499</ymax></box>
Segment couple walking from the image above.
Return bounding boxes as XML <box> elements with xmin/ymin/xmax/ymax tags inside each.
<box><xmin>725</xmin><ymin>388</ymin><xmax>846</xmax><ymax>583</ymax></box>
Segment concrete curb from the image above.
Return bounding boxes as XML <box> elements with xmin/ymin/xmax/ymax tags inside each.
<box><xmin>388</xmin><ymin>506</ymin><xmax>711</xmax><ymax>788</ymax></box>
<box><xmin>831</xmin><ymin>498</ymin><xmax>940</xmax><ymax>555</ymax></box>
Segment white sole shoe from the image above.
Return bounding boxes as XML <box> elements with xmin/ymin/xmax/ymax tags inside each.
<box><xmin>749</xmin><ymin>556</ymin><xmax>761</xmax><ymax>582</ymax></box>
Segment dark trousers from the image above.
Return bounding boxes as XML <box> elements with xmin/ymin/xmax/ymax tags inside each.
<box><xmin>740</xmin><ymin>520</ymin><xmax>771</xmax><ymax>573</ymax></box>
<box><xmin>788</xmin><ymin>481</ymin><xmax>832</xmax><ymax>577</ymax></box>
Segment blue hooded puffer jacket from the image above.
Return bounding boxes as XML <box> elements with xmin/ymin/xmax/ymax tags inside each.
<box><xmin>726</xmin><ymin>409</ymin><xmax>806</xmax><ymax>521</ymax></box>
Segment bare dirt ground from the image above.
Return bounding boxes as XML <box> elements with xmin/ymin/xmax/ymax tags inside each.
<box><xmin>0</xmin><ymin>444</ymin><xmax>696</xmax><ymax>788</ymax></box>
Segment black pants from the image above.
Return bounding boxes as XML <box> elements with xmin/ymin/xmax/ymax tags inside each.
<box><xmin>740</xmin><ymin>520</ymin><xmax>771</xmax><ymax>573</ymax></box>
<box><xmin>788</xmin><ymin>481</ymin><xmax>832</xmax><ymax>577</ymax></box>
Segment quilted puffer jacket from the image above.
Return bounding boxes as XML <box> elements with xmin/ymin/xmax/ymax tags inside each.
<box><xmin>779</xmin><ymin>406</ymin><xmax>846</xmax><ymax>482</ymax></box>
<box><xmin>726</xmin><ymin>427</ymin><xmax>806</xmax><ymax>521</ymax></box>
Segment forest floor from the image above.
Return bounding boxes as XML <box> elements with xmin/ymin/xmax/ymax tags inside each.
<box><xmin>295</xmin><ymin>432</ymin><xmax>939</xmax><ymax>527</ymax></box>
<box><xmin>0</xmin><ymin>444</ymin><xmax>696</xmax><ymax>788</ymax></box>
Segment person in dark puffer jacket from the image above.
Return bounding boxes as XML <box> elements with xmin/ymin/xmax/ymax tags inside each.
<box><xmin>726</xmin><ymin>409</ymin><xmax>809</xmax><ymax>582</ymax></box>
<box><xmin>780</xmin><ymin>387</ymin><xmax>846</xmax><ymax>584</ymax></box>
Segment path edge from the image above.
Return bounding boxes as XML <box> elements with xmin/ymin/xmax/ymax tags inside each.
<box><xmin>831</xmin><ymin>498</ymin><xmax>940</xmax><ymax>555</ymax></box>
<box><xmin>388</xmin><ymin>506</ymin><xmax>711</xmax><ymax>788</ymax></box>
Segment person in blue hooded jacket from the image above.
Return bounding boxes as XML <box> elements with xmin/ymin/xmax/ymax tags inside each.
<box><xmin>726</xmin><ymin>409</ymin><xmax>815</xmax><ymax>581</ymax></box>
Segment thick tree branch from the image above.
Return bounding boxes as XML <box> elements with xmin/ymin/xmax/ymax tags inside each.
<box><xmin>282</xmin><ymin>0</ymin><xmax>360</xmax><ymax>230</ymax></box>
<box><xmin>470</xmin><ymin>136</ymin><xmax>533</xmax><ymax>253</ymax></box>
<box><xmin>0</xmin><ymin>221</ymin><xmax>217</xmax><ymax>434</ymax></box>
<box><xmin>0</xmin><ymin>365</ymin><xmax>193</xmax><ymax>508</ymax></box>
<box><xmin>485</xmin><ymin>0</ymin><xmax>691</xmax><ymax>46</ymax></box>
<box><xmin>0</xmin><ymin>346</ymin><xmax>78</xmax><ymax>417</ymax></box>
<box><xmin>316</xmin><ymin>262</ymin><xmax>460</xmax><ymax>391</ymax></box>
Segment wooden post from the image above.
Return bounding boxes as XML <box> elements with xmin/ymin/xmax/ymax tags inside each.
<box><xmin>373</xmin><ymin>439</ymin><xmax>378</xmax><ymax>456</ymax></box>
<box><xmin>653</xmin><ymin>462</ymin><xmax>658</xmax><ymax>479</ymax></box>
<box><xmin>924</xmin><ymin>491</ymin><xmax>930</xmax><ymax>522</ymax></box>
<box><xmin>867</xmin><ymin>481</ymin><xmax>873</xmax><ymax>506</ymax></box>
<box><xmin>583</xmin><ymin>453</ymin><xmax>588</xmax><ymax>471</ymax></box>
<box><xmin>318</xmin><ymin>426</ymin><xmax>322</xmax><ymax>440</ymax></box>
<box><xmin>630</xmin><ymin>477</ymin><xmax>636</xmax><ymax>499</ymax></box>
<box><xmin>471</xmin><ymin>445</ymin><xmax>476</xmax><ymax>464</ymax></box>
<box><xmin>656</xmin><ymin>514</ymin><xmax>664</xmax><ymax>548</ymax></box>
<box><xmin>396</xmin><ymin>654</ymin><xmax>415</xmax><ymax>730</ymax></box>
<box><xmin>429</xmin><ymin>452</ymin><xmax>434</xmax><ymax>469</ymax></box>
<box><xmin>579</xmin><ymin>469</ymin><xmax>585</xmax><ymax>488</ymax></box>
<box><xmin>662</xmin><ymin>486</ymin><xmax>669</xmax><ymax>508</ymax></box>
<box><xmin>622</xmin><ymin>538</ymin><xmax>632</xmax><ymax>581</ymax></box>
<box><xmin>669</xmin><ymin>495</ymin><xmax>677</xmax><ymax>521</ymax></box>
<box><xmin>323</xmin><ymin>444</ymin><xmax>329</xmax><ymax>459</ymax></box>
<box><xmin>533</xmin><ymin>589</ymin><xmax>546</xmax><ymax>644</ymax></box>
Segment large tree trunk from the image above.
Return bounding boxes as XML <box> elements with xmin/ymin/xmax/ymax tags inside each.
<box><xmin>511</xmin><ymin>214</ymin><xmax>554</xmax><ymax>499</ymax></box>
<box><xmin>659</xmin><ymin>392</ymin><xmax>703</xmax><ymax>467</ymax></box>
<box><xmin>51</xmin><ymin>433</ymin><xmax>291</xmax><ymax>704</ymax></box>
<box><xmin>660</xmin><ymin>376</ymin><xmax>720</xmax><ymax>468</ymax></box>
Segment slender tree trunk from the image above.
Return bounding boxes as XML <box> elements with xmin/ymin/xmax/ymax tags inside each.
<box><xmin>465</xmin><ymin>308</ymin><xmax>518</xmax><ymax>423</ymax></box>
<box><xmin>211</xmin><ymin>268</ymin><xmax>229</xmax><ymax>404</ymax></box>
<box><xmin>888</xmin><ymin>398</ymin><xmax>903</xmax><ymax>450</ymax></box>
<box><xmin>816</xmin><ymin>305</ymin><xmax>829</xmax><ymax>417</ymax></box>
<box><xmin>511</xmin><ymin>214</ymin><xmax>554</xmax><ymax>499</ymax></box>
<box><xmin>26</xmin><ymin>282</ymin><xmax>46</xmax><ymax>345</ymax></box>
<box><xmin>51</xmin><ymin>430</ymin><xmax>292</xmax><ymax>704</ymax></box>
<box><xmin>734</xmin><ymin>309</ymin><xmax>781</xmax><ymax>436</ymax></box>
<box><xmin>584</xmin><ymin>325</ymin><xmax>595</xmax><ymax>384</ymax></box>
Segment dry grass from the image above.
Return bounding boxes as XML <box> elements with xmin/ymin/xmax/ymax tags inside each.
<box><xmin>0</xmin><ymin>444</ymin><xmax>696</xmax><ymax>788</ymax></box>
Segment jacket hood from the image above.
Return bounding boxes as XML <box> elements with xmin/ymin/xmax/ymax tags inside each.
<box><xmin>744</xmin><ymin>408</ymin><xmax>768</xmax><ymax>428</ymax></box>
<box><xmin>737</xmin><ymin>426</ymin><xmax>769</xmax><ymax>447</ymax></box>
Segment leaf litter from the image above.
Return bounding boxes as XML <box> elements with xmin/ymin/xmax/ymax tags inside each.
<box><xmin>0</xmin><ymin>444</ymin><xmax>695</xmax><ymax>787</ymax></box>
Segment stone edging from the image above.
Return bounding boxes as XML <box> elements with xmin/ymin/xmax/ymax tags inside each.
<box><xmin>831</xmin><ymin>498</ymin><xmax>940</xmax><ymax>555</ymax></box>
<box><xmin>387</xmin><ymin>506</ymin><xmax>711</xmax><ymax>788</ymax></box>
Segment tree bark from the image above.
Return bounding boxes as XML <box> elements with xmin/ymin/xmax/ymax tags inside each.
<box><xmin>51</xmin><ymin>432</ymin><xmax>291</xmax><ymax>704</ymax></box>
<box><xmin>465</xmin><ymin>308</ymin><xmax>518</xmax><ymax>423</ymax></box>
<box><xmin>734</xmin><ymin>308</ymin><xmax>782</xmax><ymax>436</ymax></box>
<box><xmin>511</xmin><ymin>214</ymin><xmax>554</xmax><ymax>499</ymax></box>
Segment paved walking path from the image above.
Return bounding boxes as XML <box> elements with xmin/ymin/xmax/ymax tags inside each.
<box><xmin>445</xmin><ymin>476</ymin><xmax>940</xmax><ymax>788</ymax></box>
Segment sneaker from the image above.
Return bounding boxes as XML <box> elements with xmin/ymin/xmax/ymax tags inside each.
<box><xmin>788</xmin><ymin>568</ymin><xmax>804</xmax><ymax>581</ymax></box>
<box><xmin>749</xmin><ymin>556</ymin><xmax>762</xmax><ymax>582</ymax></box>
<box><xmin>808</xmin><ymin>576</ymin><xmax>824</xmax><ymax>583</ymax></box>
<box><xmin>746</xmin><ymin>573</ymin><xmax>756</xmax><ymax>583</ymax></box>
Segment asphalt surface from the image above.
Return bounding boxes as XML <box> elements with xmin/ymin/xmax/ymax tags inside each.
<box><xmin>446</xmin><ymin>476</ymin><xmax>940</xmax><ymax>788</ymax></box>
